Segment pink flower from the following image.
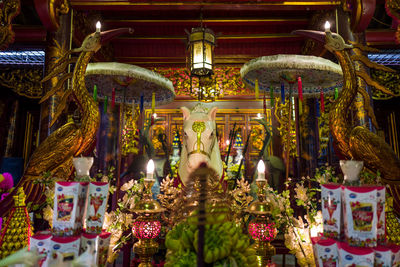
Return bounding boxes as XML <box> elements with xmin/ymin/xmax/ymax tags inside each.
<box><xmin>0</xmin><ymin>173</ymin><xmax>13</xmax><ymax>190</ymax></box>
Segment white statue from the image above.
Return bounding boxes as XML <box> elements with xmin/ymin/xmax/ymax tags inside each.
<box><xmin>178</xmin><ymin>104</ymin><xmax>223</xmax><ymax>185</ymax></box>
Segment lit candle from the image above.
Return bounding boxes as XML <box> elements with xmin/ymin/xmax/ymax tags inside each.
<box><xmin>96</xmin><ymin>21</ymin><xmax>101</xmax><ymax>33</ymax></box>
<box><xmin>256</xmin><ymin>160</ymin><xmax>265</xmax><ymax>181</ymax></box>
<box><xmin>324</xmin><ymin>21</ymin><xmax>331</xmax><ymax>32</ymax></box>
<box><xmin>146</xmin><ymin>159</ymin><xmax>155</xmax><ymax>181</ymax></box>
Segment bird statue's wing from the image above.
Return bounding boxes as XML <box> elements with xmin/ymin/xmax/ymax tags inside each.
<box><xmin>24</xmin><ymin>122</ymin><xmax>83</xmax><ymax>178</ymax></box>
<box><xmin>349</xmin><ymin>126</ymin><xmax>400</xmax><ymax>182</ymax></box>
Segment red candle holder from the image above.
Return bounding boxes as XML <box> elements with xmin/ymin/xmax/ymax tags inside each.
<box><xmin>131</xmin><ymin>179</ymin><xmax>165</xmax><ymax>267</ymax></box>
<box><xmin>246</xmin><ymin>179</ymin><xmax>276</xmax><ymax>266</ymax></box>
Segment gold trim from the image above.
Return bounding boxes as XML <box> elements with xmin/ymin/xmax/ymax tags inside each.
<box><xmin>366</xmin><ymin>41</ymin><xmax>397</xmax><ymax>45</ymax></box>
<box><xmin>147</xmin><ymin>108</ymin><xmax>265</xmax><ymax>114</ymax></box>
<box><xmin>117</xmin><ymin>33</ymin><xmax>298</xmax><ymax>40</ymax></box>
<box><xmin>71</xmin><ymin>1</ymin><xmax>340</xmax><ymax>6</ymax></box>
<box><xmin>105</xmin><ymin>18</ymin><xmax>308</xmax><ymax>23</ymax></box>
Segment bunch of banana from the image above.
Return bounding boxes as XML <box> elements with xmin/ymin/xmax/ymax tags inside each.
<box><xmin>165</xmin><ymin>213</ymin><xmax>259</xmax><ymax>266</ymax></box>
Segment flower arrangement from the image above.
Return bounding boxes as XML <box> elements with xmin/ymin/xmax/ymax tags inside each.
<box><xmin>103</xmin><ymin>177</ymin><xmax>144</xmax><ymax>263</ymax></box>
<box><xmin>264</xmin><ymin>174</ymin><xmax>329</xmax><ymax>267</ymax></box>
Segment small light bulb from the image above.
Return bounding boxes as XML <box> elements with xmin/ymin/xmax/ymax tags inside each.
<box><xmin>153</xmin><ymin>113</ymin><xmax>157</xmax><ymax>119</ymax></box>
<box><xmin>146</xmin><ymin>159</ymin><xmax>155</xmax><ymax>180</ymax></box>
<box><xmin>96</xmin><ymin>21</ymin><xmax>101</xmax><ymax>33</ymax></box>
<box><xmin>257</xmin><ymin>113</ymin><xmax>262</xmax><ymax>119</ymax></box>
<box><xmin>324</xmin><ymin>21</ymin><xmax>331</xmax><ymax>31</ymax></box>
<box><xmin>226</xmin><ymin>140</ymin><xmax>230</xmax><ymax>146</ymax></box>
<box><xmin>257</xmin><ymin>160</ymin><xmax>265</xmax><ymax>174</ymax></box>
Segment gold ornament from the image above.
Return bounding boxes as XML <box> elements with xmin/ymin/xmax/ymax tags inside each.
<box><xmin>274</xmin><ymin>98</ymin><xmax>297</xmax><ymax>157</ymax></box>
<box><xmin>0</xmin><ymin>27</ymin><xmax>132</xmax><ymax>216</ymax></box>
<box><xmin>0</xmin><ymin>68</ymin><xmax>43</xmax><ymax>99</ymax></box>
<box><xmin>0</xmin><ymin>188</ymin><xmax>32</xmax><ymax>259</ymax></box>
<box><xmin>0</xmin><ymin>0</ymin><xmax>20</xmax><ymax>50</ymax></box>
<box><xmin>294</xmin><ymin>27</ymin><xmax>400</xmax><ymax>213</ymax></box>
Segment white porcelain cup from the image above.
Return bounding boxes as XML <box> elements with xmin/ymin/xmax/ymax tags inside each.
<box><xmin>340</xmin><ymin>160</ymin><xmax>363</xmax><ymax>182</ymax></box>
<box><xmin>73</xmin><ymin>157</ymin><xmax>94</xmax><ymax>177</ymax></box>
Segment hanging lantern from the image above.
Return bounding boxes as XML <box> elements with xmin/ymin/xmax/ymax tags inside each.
<box><xmin>187</xmin><ymin>26</ymin><xmax>216</xmax><ymax>78</ymax></box>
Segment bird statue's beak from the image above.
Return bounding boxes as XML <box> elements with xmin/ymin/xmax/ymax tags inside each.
<box><xmin>292</xmin><ymin>30</ymin><xmax>326</xmax><ymax>44</ymax></box>
<box><xmin>100</xmin><ymin>27</ymin><xmax>134</xmax><ymax>44</ymax></box>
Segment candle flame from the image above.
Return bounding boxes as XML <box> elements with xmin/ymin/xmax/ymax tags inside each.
<box><xmin>324</xmin><ymin>21</ymin><xmax>331</xmax><ymax>31</ymax></box>
<box><xmin>257</xmin><ymin>160</ymin><xmax>265</xmax><ymax>174</ymax></box>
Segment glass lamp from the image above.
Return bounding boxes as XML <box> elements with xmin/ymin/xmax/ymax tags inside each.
<box><xmin>246</xmin><ymin>160</ymin><xmax>277</xmax><ymax>266</ymax></box>
<box><xmin>131</xmin><ymin>159</ymin><xmax>165</xmax><ymax>267</ymax></box>
<box><xmin>187</xmin><ymin>26</ymin><xmax>215</xmax><ymax>77</ymax></box>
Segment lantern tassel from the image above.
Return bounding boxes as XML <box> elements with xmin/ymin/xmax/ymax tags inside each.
<box><xmin>299</xmin><ymin>99</ymin><xmax>303</xmax><ymax>115</ymax></box>
<box><xmin>270</xmin><ymin>86</ymin><xmax>274</xmax><ymax>107</ymax></box>
<box><xmin>140</xmin><ymin>93</ymin><xmax>144</xmax><ymax>114</ymax></box>
<box><xmin>93</xmin><ymin>84</ymin><xmax>98</xmax><ymax>102</ymax></box>
<box><xmin>104</xmin><ymin>96</ymin><xmax>108</xmax><ymax>113</ymax></box>
<box><xmin>298</xmin><ymin>77</ymin><xmax>303</xmax><ymax>101</ymax></box>
<box><xmin>281</xmin><ymin>83</ymin><xmax>285</xmax><ymax>104</ymax></box>
<box><xmin>263</xmin><ymin>92</ymin><xmax>266</xmax><ymax>115</ymax></box>
<box><xmin>111</xmin><ymin>88</ymin><xmax>115</xmax><ymax>109</ymax></box>
<box><xmin>255</xmin><ymin>79</ymin><xmax>259</xmax><ymax>100</ymax></box>
<box><xmin>334</xmin><ymin>87</ymin><xmax>338</xmax><ymax>100</ymax></box>
<box><xmin>152</xmin><ymin>92</ymin><xmax>155</xmax><ymax>114</ymax></box>
<box><xmin>320</xmin><ymin>89</ymin><xmax>325</xmax><ymax>113</ymax></box>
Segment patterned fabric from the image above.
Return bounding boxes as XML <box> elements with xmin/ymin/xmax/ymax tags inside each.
<box><xmin>240</xmin><ymin>54</ymin><xmax>344</xmax><ymax>98</ymax></box>
<box><xmin>85</xmin><ymin>62</ymin><xmax>175</xmax><ymax>107</ymax></box>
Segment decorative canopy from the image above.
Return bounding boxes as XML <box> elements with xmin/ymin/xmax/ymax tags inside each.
<box><xmin>240</xmin><ymin>54</ymin><xmax>343</xmax><ymax>97</ymax></box>
<box><xmin>85</xmin><ymin>62</ymin><xmax>175</xmax><ymax>106</ymax></box>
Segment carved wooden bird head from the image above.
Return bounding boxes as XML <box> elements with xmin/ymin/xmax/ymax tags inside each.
<box><xmin>73</xmin><ymin>26</ymin><xmax>133</xmax><ymax>53</ymax></box>
<box><xmin>292</xmin><ymin>22</ymin><xmax>352</xmax><ymax>53</ymax></box>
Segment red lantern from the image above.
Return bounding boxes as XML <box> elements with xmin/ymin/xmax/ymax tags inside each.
<box><xmin>132</xmin><ymin>219</ymin><xmax>161</xmax><ymax>240</ymax></box>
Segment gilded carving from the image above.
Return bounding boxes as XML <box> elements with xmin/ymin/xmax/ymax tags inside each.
<box><xmin>0</xmin><ymin>0</ymin><xmax>20</xmax><ymax>50</ymax></box>
<box><xmin>151</xmin><ymin>67</ymin><xmax>253</xmax><ymax>97</ymax></box>
<box><xmin>151</xmin><ymin>124</ymin><xmax>166</xmax><ymax>154</ymax></box>
<box><xmin>0</xmin><ymin>68</ymin><xmax>43</xmax><ymax>99</ymax></box>
<box><xmin>274</xmin><ymin>98</ymin><xmax>298</xmax><ymax>157</ymax></box>
<box><xmin>371</xmin><ymin>69</ymin><xmax>400</xmax><ymax>100</ymax></box>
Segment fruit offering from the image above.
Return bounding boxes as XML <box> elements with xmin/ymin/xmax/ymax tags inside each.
<box><xmin>30</xmin><ymin>234</ymin><xmax>52</xmax><ymax>267</ymax></box>
<box><xmin>321</xmin><ymin>184</ymin><xmax>341</xmax><ymax>239</ymax></box>
<box><xmin>85</xmin><ymin>182</ymin><xmax>109</xmax><ymax>234</ymax></box>
<box><xmin>376</xmin><ymin>186</ymin><xmax>386</xmax><ymax>244</ymax></box>
<box><xmin>338</xmin><ymin>242</ymin><xmax>374</xmax><ymax>267</ymax></box>
<box><xmin>165</xmin><ymin>213</ymin><xmax>257</xmax><ymax>267</ymax></box>
<box><xmin>315</xmin><ymin>238</ymin><xmax>339</xmax><ymax>267</ymax></box>
<box><xmin>53</xmin><ymin>182</ymin><xmax>80</xmax><ymax>236</ymax></box>
<box><xmin>342</xmin><ymin>186</ymin><xmax>378</xmax><ymax>247</ymax></box>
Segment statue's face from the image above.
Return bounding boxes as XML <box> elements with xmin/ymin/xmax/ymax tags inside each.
<box><xmin>182</xmin><ymin>118</ymin><xmax>216</xmax><ymax>173</ymax></box>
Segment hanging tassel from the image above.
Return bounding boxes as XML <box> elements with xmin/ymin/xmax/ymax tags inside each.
<box><xmin>281</xmin><ymin>83</ymin><xmax>285</xmax><ymax>104</ymax></box>
<box><xmin>298</xmin><ymin>77</ymin><xmax>303</xmax><ymax>101</ymax></box>
<box><xmin>270</xmin><ymin>86</ymin><xmax>274</xmax><ymax>107</ymax></box>
<box><xmin>140</xmin><ymin>93</ymin><xmax>144</xmax><ymax>114</ymax></box>
<box><xmin>255</xmin><ymin>79</ymin><xmax>259</xmax><ymax>100</ymax></box>
<box><xmin>320</xmin><ymin>89</ymin><xmax>325</xmax><ymax>113</ymax></box>
<box><xmin>316</xmin><ymin>99</ymin><xmax>320</xmax><ymax>117</ymax></box>
<box><xmin>334</xmin><ymin>87</ymin><xmax>338</xmax><ymax>100</ymax></box>
<box><xmin>111</xmin><ymin>88</ymin><xmax>115</xmax><ymax>109</ymax></box>
<box><xmin>93</xmin><ymin>84</ymin><xmax>98</xmax><ymax>102</ymax></box>
<box><xmin>299</xmin><ymin>98</ymin><xmax>303</xmax><ymax>115</ymax></box>
<box><xmin>151</xmin><ymin>92</ymin><xmax>155</xmax><ymax>114</ymax></box>
<box><xmin>104</xmin><ymin>96</ymin><xmax>108</xmax><ymax>113</ymax></box>
<box><xmin>263</xmin><ymin>92</ymin><xmax>266</xmax><ymax>115</ymax></box>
